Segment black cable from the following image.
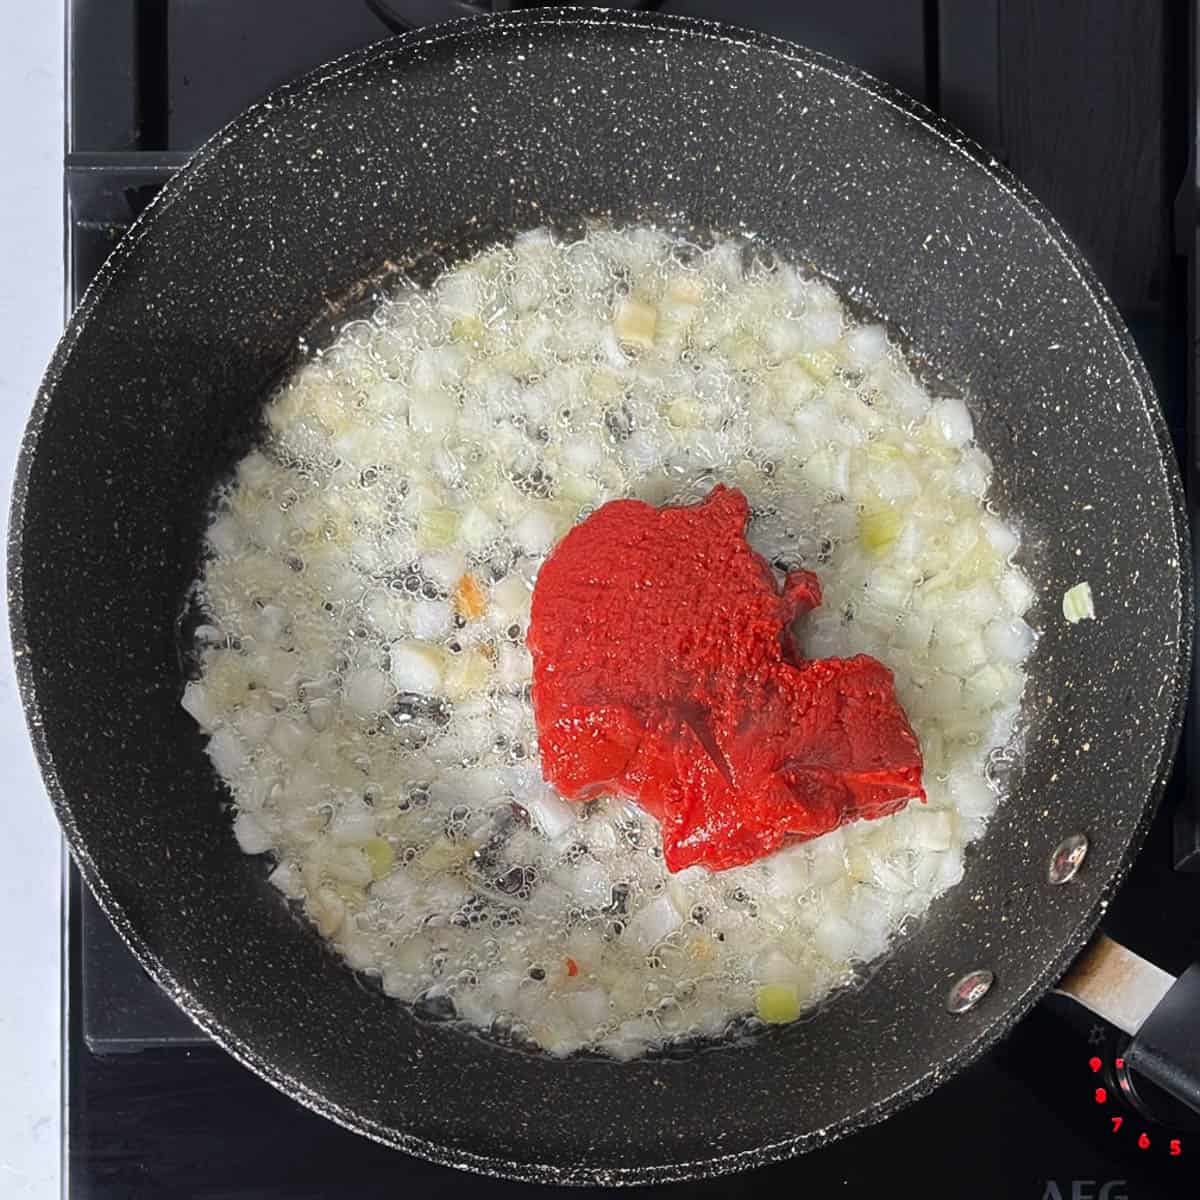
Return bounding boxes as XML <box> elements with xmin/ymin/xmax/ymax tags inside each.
<box><xmin>923</xmin><ymin>0</ymin><xmax>941</xmax><ymax>114</ymax></box>
<box><xmin>366</xmin><ymin>0</ymin><xmax>487</xmax><ymax>34</ymax></box>
<box><xmin>366</xmin><ymin>0</ymin><xmax>658</xmax><ymax>33</ymax></box>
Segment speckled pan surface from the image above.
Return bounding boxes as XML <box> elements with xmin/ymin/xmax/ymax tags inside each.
<box><xmin>8</xmin><ymin>7</ymin><xmax>1191</xmax><ymax>1185</ymax></box>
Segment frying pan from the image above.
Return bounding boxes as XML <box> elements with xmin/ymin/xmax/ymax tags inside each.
<box><xmin>8</xmin><ymin>8</ymin><xmax>1193</xmax><ymax>1185</ymax></box>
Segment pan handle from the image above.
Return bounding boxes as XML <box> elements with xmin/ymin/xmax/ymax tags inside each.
<box><xmin>1053</xmin><ymin>934</ymin><xmax>1200</xmax><ymax>1115</ymax></box>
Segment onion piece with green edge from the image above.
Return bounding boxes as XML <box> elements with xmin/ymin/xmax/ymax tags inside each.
<box><xmin>1062</xmin><ymin>581</ymin><xmax>1095</xmax><ymax>623</ymax></box>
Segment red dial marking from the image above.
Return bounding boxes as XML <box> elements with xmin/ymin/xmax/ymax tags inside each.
<box><xmin>1115</xmin><ymin>1056</ymin><xmax>1125</xmax><ymax>1069</ymax></box>
<box><xmin>1088</xmin><ymin>1056</ymin><xmax>1103</xmax><ymax>1073</ymax></box>
<box><xmin>1170</xmin><ymin>1138</ymin><xmax>1182</xmax><ymax>1157</ymax></box>
<box><xmin>1111</xmin><ymin>1117</ymin><xmax>1124</xmax><ymax>1133</ymax></box>
<box><xmin>1094</xmin><ymin>1087</ymin><xmax>1107</xmax><ymax>1104</ymax></box>
<box><xmin>1138</xmin><ymin>1132</ymin><xmax>1151</xmax><ymax>1150</ymax></box>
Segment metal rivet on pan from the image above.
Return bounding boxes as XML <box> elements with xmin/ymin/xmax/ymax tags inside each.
<box><xmin>1048</xmin><ymin>833</ymin><xmax>1089</xmax><ymax>885</ymax></box>
<box><xmin>945</xmin><ymin>970</ymin><xmax>994</xmax><ymax>1014</ymax></box>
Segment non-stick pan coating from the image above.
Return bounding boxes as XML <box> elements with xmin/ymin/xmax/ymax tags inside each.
<box><xmin>8</xmin><ymin>9</ymin><xmax>1190</xmax><ymax>1185</ymax></box>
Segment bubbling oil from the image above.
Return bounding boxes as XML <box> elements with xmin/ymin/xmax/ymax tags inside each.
<box><xmin>184</xmin><ymin>225</ymin><xmax>1033</xmax><ymax>1059</ymax></box>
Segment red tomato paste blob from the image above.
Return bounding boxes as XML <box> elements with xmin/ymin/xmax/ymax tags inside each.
<box><xmin>527</xmin><ymin>484</ymin><xmax>925</xmax><ymax>872</ymax></box>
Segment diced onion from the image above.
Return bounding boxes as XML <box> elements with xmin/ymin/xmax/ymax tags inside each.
<box><xmin>798</xmin><ymin>308</ymin><xmax>841</xmax><ymax>349</ymax></box>
<box><xmin>459</xmin><ymin>505</ymin><xmax>499</xmax><ymax>553</ymax></box>
<box><xmin>421</xmin><ymin>550</ymin><xmax>468</xmax><ymax>591</ymax></box>
<box><xmin>328</xmin><ymin>799</ymin><xmax>377</xmax><ymax>845</ymax></box>
<box><xmin>756</xmin><ymin>984</ymin><xmax>802</xmax><ymax>1024</ymax></box>
<box><xmin>518</xmin><ymin>783</ymin><xmax>577</xmax><ymax>840</ymax></box>
<box><xmin>613</xmin><ymin>297</ymin><xmax>657</xmax><ymax>349</ymax></box>
<box><xmin>513</xmin><ymin>508</ymin><xmax>561</xmax><ymax>556</ymax></box>
<box><xmin>388</xmin><ymin>640</ymin><xmax>444</xmax><ymax>694</ymax></box>
<box><xmin>909</xmin><ymin>809</ymin><xmax>955</xmax><ymax>851</ymax></box>
<box><xmin>206</xmin><ymin>727</ymin><xmax>248</xmax><ymax>781</ymax></box>
<box><xmin>982</xmin><ymin>515</ymin><xmax>1019</xmax><ymax>558</ymax></box>
<box><xmin>1000</xmin><ymin>569</ymin><xmax>1035</xmax><ymax>617</ymax></box>
<box><xmin>268</xmin><ymin>861</ymin><xmax>304</xmax><ymax>899</ymax></box>
<box><xmin>443</xmin><ymin>647</ymin><xmax>493</xmax><ymax>701</ymax></box>
<box><xmin>408</xmin><ymin>598</ymin><xmax>452</xmax><ymax>641</ymax></box>
<box><xmin>930</xmin><ymin>397</ymin><xmax>973</xmax><ymax>447</ymax></box>
<box><xmin>188</xmin><ymin>226</ymin><xmax>1034</xmax><ymax>1062</ymax></box>
<box><xmin>563</xmin><ymin>987</ymin><xmax>610</xmax><ymax>1031</ymax></box>
<box><xmin>180</xmin><ymin>681</ymin><xmax>217</xmax><ymax>731</ymax></box>
<box><xmin>843</xmin><ymin>324</ymin><xmax>888</xmax><ymax>369</ymax></box>
<box><xmin>408</xmin><ymin>390</ymin><xmax>456</xmax><ymax>436</ymax></box>
<box><xmin>343</xmin><ymin>668</ymin><xmax>393</xmax><ymax>717</ymax></box>
<box><xmin>983</xmin><ymin>617</ymin><xmax>1035</xmax><ymax>664</ymax></box>
<box><xmin>234</xmin><ymin>810</ymin><xmax>274</xmax><ymax>855</ymax></box>
<box><xmin>1062</xmin><ymin>581</ymin><xmax>1095</xmax><ymax>623</ymax></box>
<box><xmin>626</xmin><ymin>895</ymin><xmax>681</xmax><ymax>953</ymax></box>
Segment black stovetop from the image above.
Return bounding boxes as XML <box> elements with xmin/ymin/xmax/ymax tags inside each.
<box><xmin>64</xmin><ymin>2</ymin><xmax>1200</xmax><ymax>1196</ymax></box>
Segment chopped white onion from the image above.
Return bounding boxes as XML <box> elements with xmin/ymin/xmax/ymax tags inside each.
<box><xmin>798</xmin><ymin>308</ymin><xmax>842</xmax><ymax>349</ymax></box>
<box><xmin>181</xmin><ymin>681</ymin><xmax>217</xmax><ymax>731</ymax></box>
<box><xmin>949</xmin><ymin>768</ymin><xmax>999</xmax><ymax>819</ymax></box>
<box><xmin>982</xmin><ymin>514</ymin><xmax>1019</xmax><ymax>558</ymax></box>
<box><xmin>342</xmin><ymin>668</ymin><xmax>393</xmax><ymax>717</ymax></box>
<box><xmin>880</xmin><ymin>374</ymin><xmax>930</xmax><ymax>423</ymax></box>
<box><xmin>562</xmin><ymin>437</ymin><xmax>603</xmax><ymax>474</ymax></box>
<box><xmin>421</xmin><ymin>550</ymin><xmax>467</xmax><ymax>591</ymax></box>
<box><xmin>411</xmin><ymin>344</ymin><xmax>466</xmax><ymax>391</ymax></box>
<box><xmin>512</xmin><ymin>508</ymin><xmax>560</xmax><ymax>556</ymax></box>
<box><xmin>268</xmin><ymin>716</ymin><xmax>313</xmax><ymax>760</ymax></box>
<box><xmin>808</xmin><ymin>829</ymin><xmax>847</xmax><ymax>885</ymax></box>
<box><xmin>268</xmin><ymin>860</ymin><xmax>304</xmax><ymax>899</ymax></box>
<box><xmin>1000</xmin><ymin>569</ymin><xmax>1035</xmax><ymax>617</ymax></box>
<box><xmin>408</xmin><ymin>598</ymin><xmax>452</xmax><ymax>641</ymax></box>
<box><xmin>233</xmin><ymin>810</ymin><xmax>274</xmax><ymax>855</ymax></box>
<box><xmin>434</xmin><ymin>271</ymin><xmax>481</xmax><ymax>317</ymax></box>
<box><xmin>459</xmin><ymin>505</ymin><xmax>499</xmax><ymax>553</ymax></box>
<box><xmin>909</xmin><ymin>809</ymin><xmax>955</xmax><ymax>851</ymax></box>
<box><xmin>812</xmin><ymin>914</ymin><xmax>858</xmax><ymax>963</ymax></box>
<box><xmin>408</xmin><ymin>390</ymin><xmax>456</xmax><ymax>436</ymax></box>
<box><xmin>388</xmin><ymin>640</ymin><xmax>444</xmax><ymax>694</ymax></box>
<box><xmin>983</xmin><ymin>617</ymin><xmax>1035</xmax><ymax>664</ymax></box>
<box><xmin>206</xmin><ymin>727</ymin><xmax>247</xmax><ymax>777</ymax></box>
<box><xmin>189</xmin><ymin>226</ymin><xmax>1033</xmax><ymax>1062</ymax></box>
<box><xmin>497</xmin><ymin>642</ymin><xmax>533</xmax><ymax>691</ymax></box>
<box><xmin>626</xmin><ymin>895</ymin><xmax>681</xmax><ymax>953</ymax></box>
<box><xmin>328</xmin><ymin>798</ymin><xmax>377</xmax><ymax>845</ymax></box>
<box><xmin>566</xmin><ymin>859</ymin><xmax>614</xmax><ymax>907</ymax></box>
<box><xmin>563</xmin><ymin>987</ymin><xmax>610</xmax><ymax>1031</ymax></box>
<box><xmin>844</xmin><ymin>324</ymin><xmax>888</xmax><ymax>369</ymax></box>
<box><xmin>930</xmin><ymin>397</ymin><xmax>974</xmax><ymax>447</ymax></box>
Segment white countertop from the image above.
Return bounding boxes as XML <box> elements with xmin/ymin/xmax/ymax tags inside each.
<box><xmin>0</xmin><ymin>6</ymin><xmax>65</xmax><ymax>1198</ymax></box>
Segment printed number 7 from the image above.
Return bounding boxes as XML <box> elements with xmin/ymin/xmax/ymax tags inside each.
<box><xmin>1111</xmin><ymin>1116</ymin><xmax>1123</xmax><ymax>1133</ymax></box>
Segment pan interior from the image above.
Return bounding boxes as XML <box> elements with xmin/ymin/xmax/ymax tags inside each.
<box><xmin>9</xmin><ymin>9</ymin><xmax>1188</xmax><ymax>1184</ymax></box>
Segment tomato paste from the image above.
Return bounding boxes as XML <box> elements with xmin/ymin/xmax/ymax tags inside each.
<box><xmin>527</xmin><ymin>484</ymin><xmax>924</xmax><ymax>872</ymax></box>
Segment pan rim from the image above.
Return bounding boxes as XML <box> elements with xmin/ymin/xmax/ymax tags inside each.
<box><xmin>8</xmin><ymin>6</ymin><xmax>1192</xmax><ymax>1185</ymax></box>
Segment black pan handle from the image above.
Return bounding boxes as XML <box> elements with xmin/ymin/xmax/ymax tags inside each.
<box><xmin>1054</xmin><ymin>934</ymin><xmax>1200</xmax><ymax>1114</ymax></box>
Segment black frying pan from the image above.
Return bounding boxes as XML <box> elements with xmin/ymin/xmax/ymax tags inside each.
<box><xmin>8</xmin><ymin>9</ymin><xmax>1192</xmax><ymax>1185</ymax></box>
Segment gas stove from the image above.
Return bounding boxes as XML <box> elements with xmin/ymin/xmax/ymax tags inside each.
<box><xmin>64</xmin><ymin>2</ymin><xmax>1200</xmax><ymax>1196</ymax></box>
